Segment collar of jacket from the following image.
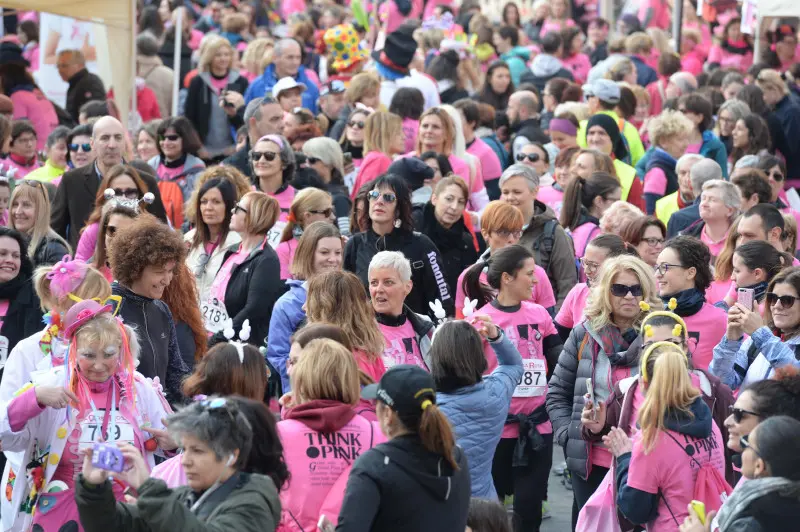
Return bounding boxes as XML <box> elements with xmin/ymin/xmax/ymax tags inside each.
<box><xmin>68</xmin><ymin>68</ymin><xmax>90</xmax><ymax>86</ymax></box>
<box><xmin>113</xmin><ymin>282</ymin><xmax>154</xmax><ymax>303</ymax></box>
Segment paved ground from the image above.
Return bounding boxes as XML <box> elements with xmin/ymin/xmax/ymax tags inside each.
<box><xmin>541</xmin><ymin>447</ymin><xmax>573</xmax><ymax>532</ymax></box>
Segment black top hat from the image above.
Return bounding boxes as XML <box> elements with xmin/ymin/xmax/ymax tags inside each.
<box><xmin>0</xmin><ymin>42</ymin><xmax>29</xmax><ymax>68</ymax></box>
<box><xmin>371</xmin><ymin>30</ymin><xmax>418</xmax><ymax>78</ymax></box>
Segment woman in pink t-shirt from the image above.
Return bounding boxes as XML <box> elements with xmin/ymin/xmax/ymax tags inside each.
<box><xmin>560</xmin><ymin>27</ymin><xmax>592</xmax><ymax>84</ymax></box>
<box><xmin>250</xmin><ymin>134</ymin><xmax>298</xmax><ymax>247</ymax></box>
<box><xmin>539</xmin><ymin>0</ymin><xmax>576</xmax><ymax>38</ymax></box>
<box><xmin>602</xmin><ymin>343</ymin><xmax>728</xmax><ymax>531</ymax></box>
<box><xmin>708</xmin><ymin>18</ymin><xmax>754</xmax><ymax>73</ymax></box>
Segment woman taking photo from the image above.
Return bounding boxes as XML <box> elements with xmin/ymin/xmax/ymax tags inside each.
<box><xmin>350</xmin><ymin>111</ymin><xmax>405</xmax><ymax>200</ymax></box>
<box><xmin>91</xmin><ymin>204</ymin><xmax>139</xmax><ymax>282</ymax></box>
<box><xmin>268</xmin><ymin>222</ymin><xmax>343</xmax><ymax>392</ymax></box>
<box><xmin>463</xmin><ymin>245</ymin><xmax>563</xmax><ymax>532</ymax></box>
<box><xmin>301</xmin><ymin>137</ymin><xmax>351</xmax><ymax>234</ymax></box>
<box><xmin>0</xmin><ymin>227</ymin><xmax>44</xmax><ymax>361</ymax></box>
<box><xmin>560</xmin><ymin>171</ymin><xmax>622</xmax><ymax>261</ymax></box>
<box><xmin>547</xmin><ymin>255</ymin><xmax>660</xmax><ymax>522</ymax></box>
<box><xmin>250</xmin><ymin>134</ymin><xmax>297</xmax><ymax>247</ymax></box>
<box><xmin>278</xmin><ymin>339</ymin><xmax>384</xmax><ymax>530</ymax></box>
<box><xmin>185</xmin><ymin>178</ymin><xmax>240</xmax><ymax>306</ymax></box>
<box><xmin>276</xmin><ymin>187</ymin><xmax>334</xmax><ymax>280</ymax></box>
<box><xmin>711</xmin><ymin>265</ymin><xmax>800</xmax><ymax>392</ymax></box>
<box><xmin>184</xmin><ymin>36</ymin><xmax>249</xmax><ymax>160</ymax></box>
<box><xmin>477</xmin><ymin>61</ymin><xmax>514</xmax><ymax>112</ymax></box>
<box><xmin>5</xmin><ymin>299</ymin><xmax>175</xmax><ymax>532</ymax></box>
<box><xmin>619</xmin><ymin>215</ymin><xmax>665</xmax><ymax>268</ymax></box>
<box><xmin>208</xmin><ymin>192</ymin><xmax>284</xmax><ymax>346</ymax></box>
<box><xmin>730</xmin><ymin>113</ymin><xmax>772</xmax><ymax>171</ymax></box>
<box><xmin>76</xmin><ymin>397</ymin><xmax>281</xmax><ymax>531</ymax></box>
<box><xmin>413</xmin><ymin>177</ymin><xmax>482</xmax><ymax>295</ymax></box>
<box><xmin>147</xmin><ymin>117</ymin><xmax>206</xmax><ymax>228</ymax></box>
<box><xmin>75</xmin><ymin>164</ymin><xmax>151</xmax><ymax>262</ymax></box>
<box><xmin>9</xmin><ymin>180</ymin><xmax>69</xmax><ymax>268</ymax></box>
<box><xmin>344</xmin><ymin>174</ymin><xmax>454</xmax><ymax>320</ymax></box>
<box><xmin>337</xmin><ymin>365</ymin><xmax>470</xmax><ymax>531</ymax></box>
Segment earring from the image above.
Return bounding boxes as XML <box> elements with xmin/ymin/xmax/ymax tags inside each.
<box><xmin>394</xmin><ymin>218</ymin><xmax>401</xmax><ymax>229</ymax></box>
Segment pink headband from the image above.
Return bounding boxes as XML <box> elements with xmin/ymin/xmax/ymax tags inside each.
<box><xmin>257</xmin><ymin>134</ymin><xmax>285</xmax><ymax>149</ymax></box>
<box><xmin>549</xmin><ymin>119</ymin><xmax>577</xmax><ymax>137</ymax></box>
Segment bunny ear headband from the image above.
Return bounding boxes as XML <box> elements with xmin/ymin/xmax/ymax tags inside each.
<box><xmin>223</xmin><ymin>319</ymin><xmax>251</xmax><ymax>363</ymax></box>
<box><xmin>639</xmin><ymin>299</ymin><xmax>688</xmax><ymax>342</ymax></box>
<box><xmin>103</xmin><ymin>188</ymin><xmax>155</xmax><ymax>213</ymax></box>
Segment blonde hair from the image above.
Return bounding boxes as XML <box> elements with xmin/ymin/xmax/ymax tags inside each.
<box><xmin>638</xmin><ymin>343</ymin><xmax>700</xmax><ymax>452</ymax></box>
<box><xmin>291</xmin><ymin>339</ymin><xmax>360</xmax><ymax>406</ymax></box>
<box><xmin>554</xmin><ymin>101</ymin><xmax>590</xmax><ymax>121</ymax></box>
<box><xmin>584</xmin><ymin>255</ymin><xmax>660</xmax><ymax>331</ymax></box>
<box><xmin>416</xmin><ymin>108</ymin><xmax>455</xmax><ymax>155</ymax></box>
<box><xmin>10</xmin><ymin>182</ymin><xmax>70</xmax><ymax>260</ymax></box>
<box><xmin>783</xmin><ymin>212</ymin><xmax>797</xmax><ymax>253</ymax></box>
<box><xmin>756</xmin><ymin>69</ymin><xmax>790</xmax><ymax>97</ymax></box>
<box><xmin>306</xmin><ymin>270</ymin><xmax>385</xmax><ymax>358</ymax></box>
<box><xmin>599</xmin><ymin>200</ymin><xmax>644</xmax><ymax>235</ymax></box>
<box><xmin>241</xmin><ymin>37</ymin><xmax>274</xmax><ymax>77</ymax></box>
<box><xmin>199</xmin><ymin>36</ymin><xmax>234</xmax><ymax>73</ymax></box>
<box><xmin>74</xmin><ymin>313</ymin><xmax>140</xmax><ymax>365</ymax></box>
<box><xmin>647</xmin><ymin>27</ymin><xmax>671</xmax><ymax>54</ymax></box>
<box><xmin>243</xmin><ymin>191</ymin><xmax>280</xmax><ymax>235</ymax></box>
<box><xmin>221</xmin><ymin>12</ymin><xmax>248</xmax><ymax>34</ymax></box>
<box><xmin>185</xmin><ymin>165</ymin><xmax>252</xmax><ymax>225</ymax></box>
<box><xmin>363</xmin><ymin>111</ymin><xmax>403</xmax><ymax>155</ymax></box>
<box><xmin>280</xmin><ymin>187</ymin><xmax>332</xmax><ymax>242</ymax></box>
<box><xmin>345</xmin><ymin>72</ymin><xmax>380</xmax><ymax>105</ymax></box>
<box><xmin>714</xmin><ymin>216</ymin><xmax>741</xmax><ymax>281</ymax></box>
<box><xmin>625</xmin><ymin>32</ymin><xmax>653</xmax><ymax>55</ymax></box>
<box><xmin>606</xmin><ymin>58</ymin><xmax>636</xmax><ymax>82</ymax></box>
<box><xmin>647</xmin><ymin>110</ymin><xmax>695</xmax><ymax>147</ymax></box>
<box><xmin>34</xmin><ymin>264</ymin><xmax>111</xmax><ymax>313</ymax></box>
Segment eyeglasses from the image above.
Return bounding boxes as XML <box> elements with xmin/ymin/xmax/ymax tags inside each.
<box><xmin>610</xmin><ymin>283</ymin><xmax>643</xmax><ymax>297</ymax></box>
<box><xmin>160</xmin><ymin>134</ymin><xmax>180</xmax><ymax>142</ymax></box>
<box><xmin>69</xmin><ymin>143</ymin><xmax>91</xmax><ymax>152</ymax></box>
<box><xmin>368</xmin><ymin>190</ymin><xmax>397</xmax><ymax>203</ymax></box>
<box><xmin>516</xmin><ymin>152</ymin><xmax>540</xmax><ymax>163</ymax></box>
<box><xmin>251</xmin><ymin>151</ymin><xmax>278</xmax><ymax>162</ymax></box>
<box><xmin>306</xmin><ymin>156</ymin><xmax>320</xmax><ymax>165</ymax></box>
<box><xmin>493</xmin><ymin>229</ymin><xmax>523</xmax><ymax>239</ymax></box>
<box><xmin>308</xmin><ymin>208</ymin><xmax>333</xmax><ymax>217</ymax></box>
<box><xmin>643</xmin><ymin>237</ymin><xmax>665</xmax><ymax>247</ymax></box>
<box><xmin>654</xmin><ymin>263</ymin><xmax>685</xmax><ymax>276</ymax></box>
<box><xmin>580</xmin><ymin>258</ymin><xmax>601</xmax><ymax>272</ymax></box>
<box><xmin>232</xmin><ymin>203</ymin><xmax>248</xmax><ymax>214</ymax></box>
<box><xmin>740</xmin><ymin>434</ymin><xmax>762</xmax><ymax>458</ymax></box>
<box><xmin>113</xmin><ymin>188</ymin><xmax>140</xmax><ymax>199</ymax></box>
<box><xmin>348</xmin><ymin>120</ymin><xmax>366</xmax><ymax>129</ymax></box>
<box><xmin>729</xmin><ymin>405</ymin><xmax>761</xmax><ymax>423</ymax></box>
<box><xmin>766</xmin><ymin>292</ymin><xmax>798</xmax><ymax>308</ymax></box>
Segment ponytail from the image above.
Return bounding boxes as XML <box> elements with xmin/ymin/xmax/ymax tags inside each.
<box><xmin>638</xmin><ymin>343</ymin><xmax>700</xmax><ymax>453</ymax></box>
<box><xmin>462</xmin><ymin>245</ymin><xmax>534</xmax><ymax>307</ymax></box>
<box><xmin>559</xmin><ymin>172</ymin><xmax>621</xmax><ymax>231</ymax></box>
<box><xmin>462</xmin><ymin>259</ymin><xmax>494</xmax><ymax>308</ymax></box>
<box><xmin>560</xmin><ymin>175</ymin><xmax>586</xmax><ymax>230</ymax></box>
<box><xmin>419</xmin><ymin>403</ymin><xmax>459</xmax><ymax>470</ymax></box>
<box><xmin>734</xmin><ymin>240</ymin><xmax>789</xmax><ymax>285</ymax></box>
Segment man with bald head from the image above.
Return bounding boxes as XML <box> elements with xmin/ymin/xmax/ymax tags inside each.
<box><xmin>57</xmin><ymin>49</ymin><xmax>106</xmax><ymax>122</ymax></box>
<box><xmin>508</xmin><ymin>90</ymin><xmax>549</xmax><ymax>159</ymax></box>
<box><xmin>244</xmin><ymin>38</ymin><xmax>320</xmax><ymax>113</ymax></box>
<box><xmin>51</xmin><ymin>116</ymin><xmax>166</xmax><ymax>246</ymax></box>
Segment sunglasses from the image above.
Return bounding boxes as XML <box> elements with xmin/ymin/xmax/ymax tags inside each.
<box><xmin>610</xmin><ymin>283</ymin><xmax>643</xmax><ymax>297</ymax></box>
<box><xmin>69</xmin><ymin>143</ymin><xmax>91</xmax><ymax>152</ymax></box>
<box><xmin>368</xmin><ymin>190</ymin><xmax>396</xmax><ymax>203</ymax></box>
<box><xmin>729</xmin><ymin>405</ymin><xmax>761</xmax><ymax>423</ymax></box>
<box><xmin>232</xmin><ymin>203</ymin><xmax>248</xmax><ymax>214</ymax></box>
<box><xmin>580</xmin><ymin>258</ymin><xmax>601</xmax><ymax>272</ymax></box>
<box><xmin>516</xmin><ymin>153</ymin><xmax>540</xmax><ymax>163</ymax></box>
<box><xmin>348</xmin><ymin>120</ymin><xmax>366</xmax><ymax>129</ymax></box>
<box><xmin>739</xmin><ymin>434</ymin><xmax>761</xmax><ymax>458</ymax></box>
<box><xmin>308</xmin><ymin>208</ymin><xmax>333</xmax><ymax>217</ymax></box>
<box><xmin>160</xmin><ymin>134</ymin><xmax>180</xmax><ymax>142</ymax></box>
<box><xmin>765</xmin><ymin>292</ymin><xmax>798</xmax><ymax>308</ymax></box>
<box><xmin>113</xmin><ymin>188</ymin><xmax>140</xmax><ymax>199</ymax></box>
<box><xmin>251</xmin><ymin>151</ymin><xmax>278</xmax><ymax>162</ymax></box>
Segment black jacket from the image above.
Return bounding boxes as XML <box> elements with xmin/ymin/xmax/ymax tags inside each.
<box><xmin>344</xmin><ymin>228</ymin><xmax>455</xmax><ymax>320</ymax></box>
<box><xmin>222</xmin><ymin>138</ymin><xmax>253</xmax><ymax>181</ymax></box>
<box><xmin>336</xmin><ymin>435</ymin><xmax>470</xmax><ymax>532</ymax></box>
<box><xmin>112</xmin><ymin>283</ymin><xmax>188</xmax><ymax>404</ymax></box>
<box><xmin>210</xmin><ymin>244</ymin><xmax>286</xmax><ymax>348</ymax></box>
<box><xmin>0</xmin><ymin>277</ymin><xmax>42</xmax><ymax>368</ymax></box>
<box><xmin>32</xmin><ymin>235</ymin><xmax>69</xmax><ymax>269</ymax></box>
<box><xmin>66</xmin><ymin>69</ymin><xmax>106</xmax><ymax>122</ymax></box>
<box><xmin>159</xmin><ymin>37</ymin><xmax>193</xmax><ymax>88</ymax></box>
<box><xmin>184</xmin><ymin>72</ymin><xmax>249</xmax><ymax>145</ymax></box>
<box><xmin>413</xmin><ymin>203</ymin><xmax>482</xmax><ymax>296</ymax></box>
<box><xmin>667</xmin><ymin>199</ymin><xmax>701</xmax><ymax>238</ymax></box>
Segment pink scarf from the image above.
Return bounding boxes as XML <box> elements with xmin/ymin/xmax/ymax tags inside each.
<box><xmin>210</xmin><ymin>238</ymin><xmax>267</xmax><ymax>302</ymax></box>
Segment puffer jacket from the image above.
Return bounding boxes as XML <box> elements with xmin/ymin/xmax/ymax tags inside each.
<box><xmin>546</xmin><ymin>321</ymin><xmax>641</xmax><ymax>480</ymax></box>
<box><xmin>75</xmin><ymin>472</ymin><xmax>281</xmax><ymax>532</ymax></box>
<box><xmin>31</xmin><ymin>235</ymin><xmax>69</xmax><ymax>269</ymax></box>
<box><xmin>267</xmin><ymin>279</ymin><xmax>307</xmax><ymax>392</ymax></box>
<box><xmin>437</xmin><ymin>332</ymin><xmax>522</xmax><ymax>499</ymax></box>
<box><xmin>710</xmin><ymin>326</ymin><xmax>800</xmax><ymax>391</ymax></box>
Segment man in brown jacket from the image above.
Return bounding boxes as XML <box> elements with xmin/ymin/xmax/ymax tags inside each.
<box><xmin>136</xmin><ymin>33</ymin><xmax>174</xmax><ymax>118</ymax></box>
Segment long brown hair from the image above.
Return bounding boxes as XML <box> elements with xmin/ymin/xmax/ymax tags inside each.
<box><xmin>161</xmin><ymin>262</ymin><xmax>207</xmax><ymax>360</ymax></box>
<box><xmin>93</xmin><ymin>205</ymin><xmax>139</xmax><ymax>271</ymax></box>
<box><xmin>182</xmin><ymin>342</ymin><xmax>267</xmax><ymax>399</ymax></box>
<box><xmin>560</xmin><ymin>171</ymin><xmax>621</xmax><ymax>230</ymax></box>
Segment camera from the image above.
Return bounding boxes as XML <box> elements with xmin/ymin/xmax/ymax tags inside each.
<box><xmin>92</xmin><ymin>442</ymin><xmax>124</xmax><ymax>473</ymax></box>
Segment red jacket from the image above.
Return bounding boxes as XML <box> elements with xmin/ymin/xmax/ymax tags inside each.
<box><xmin>107</xmin><ymin>85</ymin><xmax>161</xmax><ymax>122</ymax></box>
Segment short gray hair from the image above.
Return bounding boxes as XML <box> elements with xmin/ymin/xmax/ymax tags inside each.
<box><xmin>721</xmin><ymin>72</ymin><xmax>745</xmax><ymax>90</ymax></box>
<box><xmin>274</xmin><ymin>38</ymin><xmax>300</xmax><ymax>58</ymax></box>
<box><xmin>676</xmin><ymin>153</ymin><xmax>703</xmax><ymax>172</ymax></box>
<box><xmin>690</xmin><ymin>159</ymin><xmax>723</xmax><ymax>193</ymax></box>
<box><xmin>718</xmin><ymin>99</ymin><xmax>750</xmax><ymax>122</ymax></box>
<box><xmin>734</xmin><ymin>154</ymin><xmax>761</xmax><ymax>170</ymax></box>
<box><xmin>368</xmin><ymin>251</ymin><xmax>411</xmax><ymax>283</ymax></box>
<box><xmin>58</xmin><ymin>49</ymin><xmax>85</xmax><ymax>65</ymax></box>
<box><xmin>703</xmin><ymin>179</ymin><xmax>741</xmax><ymax>214</ymax></box>
<box><xmin>669</xmin><ymin>72</ymin><xmax>698</xmax><ymax>95</ymax></box>
<box><xmin>46</xmin><ymin>126</ymin><xmax>70</xmax><ymax>149</ymax></box>
<box><xmin>303</xmin><ymin>138</ymin><xmax>344</xmax><ymax>179</ymax></box>
<box><xmin>499</xmin><ymin>164</ymin><xmax>539</xmax><ymax>191</ymax></box>
<box><xmin>244</xmin><ymin>95</ymin><xmax>280</xmax><ymax>124</ymax></box>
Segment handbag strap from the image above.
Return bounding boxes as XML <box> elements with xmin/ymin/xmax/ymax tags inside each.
<box><xmin>658</xmin><ymin>490</ymin><xmax>680</xmax><ymax>526</ymax></box>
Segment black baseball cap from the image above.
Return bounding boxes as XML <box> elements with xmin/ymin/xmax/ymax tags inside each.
<box><xmin>361</xmin><ymin>365</ymin><xmax>436</xmax><ymax>416</ymax></box>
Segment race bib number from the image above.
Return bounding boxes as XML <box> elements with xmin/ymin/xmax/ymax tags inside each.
<box><xmin>266</xmin><ymin>220</ymin><xmax>288</xmax><ymax>249</ymax></box>
<box><xmin>79</xmin><ymin>410</ymin><xmax>135</xmax><ymax>451</ymax></box>
<box><xmin>513</xmin><ymin>359</ymin><xmax>546</xmax><ymax>398</ymax></box>
<box><xmin>202</xmin><ymin>298</ymin><xmax>230</xmax><ymax>334</ymax></box>
<box><xmin>0</xmin><ymin>335</ymin><xmax>8</xmax><ymax>370</ymax></box>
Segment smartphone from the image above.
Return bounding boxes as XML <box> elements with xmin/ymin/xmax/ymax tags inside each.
<box><xmin>318</xmin><ymin>515</ymin><xmax>335</xmax><ymax>532</ymax></box>
<box><xmin>738</xmin><ymin>287</ymin><xmax>755</xmax><ymax>311</ymax></box>
<box><xmin>690</xmin><ymin>500</ymin><xmax>706</xmax><ymax>524</ymax></box>
<box><xmin>586</xmin><ymin>378</ymin><xmax>597</xmax><ymax>420</ymax></box>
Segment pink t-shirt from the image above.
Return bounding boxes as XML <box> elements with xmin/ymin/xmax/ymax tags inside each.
<box><xmin>354</xmin><ymin>348</ymin><xmax>387</xmax><ymax>421</ymax></box>
<box><xmin>266</xmin><ymin>186</ymin><xmax>296</xmax><ymax>249</ymax></box>
<box><xmin>11</xmin><ymin>89</ymin><xmax>58</xmax><ymax>151</ymax></box>
<box><xmin>537</xmin><ymin>186</ymin><xmax>565</xmax><ymax>218</ymax></box>
<box><xmin>707</xmin><ymin>44</ymin><xmax>753</xmax><ymax>72</ymax></box>
<box><xmin>562</xmin><ymin>53</ymin><xmax>592</xmax><ymax>84</ymax></box>
<box><xmin>643</xmin><ymin>167</ymin><xmax>667</xmax><ymax>196</ymax></box>
<box><xmin>448</xmin><ymin>154</ymin><xmax>482</xmax><ymax>195</ymax></box>
<box><xmin>706</xmin><ymin>278</ymin><xmax>733</xmax><ymax>303</ymax></box>
<box><xmin>570</xmin><ymin>222</ymin><xmax>601</xmax><ymax>260</ymax></box>
<box><xmin>402</xmin><ymin>118</ymin><xmax>419</xmax><ymax>155</ymax></box>
<box><xmin>157</xmin><ymin>162</ymin><xmax>186</xmax><ymax>182</ymax></box>
<box><xmin>209</xmin><ymin>74</ymin><xmax>229</xmax><ymax>94</ymax></box>
<box><xmin>683</xmin><ymin>303</ymin><xmax>728</xmax><ymax>371</ymax></box>
<box><xmin>627</xmin><ymin>422</ymin><xmax>727</xmax><ymax>531</ymax></box>
<box><xmin>454</xmin><ymin>263</ymin><xmax>556</xmax><ymax>317</ymax></box>
<box><xmin>75</xmin><ymin>222</ymin><xmax>100</xmax><ymax>262</ymax></box>
<box><xmin>378</xmin><ymin>320</ymin><xmax>427</xmax><ymax>370</ymax></box>
<box><xmin>555</xmin><ymin>283</ymin><xmax>590</xmax><ymax>329</ymax></box>
<box><xmin>276</xmin><ymin>238</ymin><xmax>298</xmax><ymax>280</ymax></box>
<box><xmin>686</xmin><ymin>143</ymin><xmax>702</xmax><ymax>154</ymax></box>
<box><xmin>466</xmin><ymin>137</ymin><xmax>502</xmax><ymax>182</ymax></box>
<box><xmin>700</xmin><ymin>225</ymin><xmax>728</xmax><ymax>258</ymax></box>
<box><xmin>638</xmin><ymin>0</ymin><xmax>671</xmax><ymax>29</ymax></box>
<box><xmin>480</xmin><ymin>301</ymin><xmax>558</xmax><ymax>438</ymax></box>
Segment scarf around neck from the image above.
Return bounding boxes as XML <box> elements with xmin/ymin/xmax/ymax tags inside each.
<box><xmin>661</xmin><ymin>288</ymin><xmax>705</xmax><ymax>317</ymax></box>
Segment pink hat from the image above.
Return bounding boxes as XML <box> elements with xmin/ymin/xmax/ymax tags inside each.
<box><xmin>64</xmin><ymin>299</ymin><xmax>113</xmax><ymax>339</ymax></box>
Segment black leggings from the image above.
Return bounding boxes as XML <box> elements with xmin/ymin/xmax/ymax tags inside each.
<box><xmin>570</xmin><ymin>464</ymin><xmax>610</xmax><ymax>531</ymax></box>
<box><xmin>492</xmin><ymin>433</ymin><xmax>553</xmax><ymax>532</ymax></box>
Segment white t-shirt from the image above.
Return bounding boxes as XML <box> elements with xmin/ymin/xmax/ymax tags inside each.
<box><xmin>380</xmin><ymin>70</ymin><xmax>441</xmax><ymax>111</ymax></box>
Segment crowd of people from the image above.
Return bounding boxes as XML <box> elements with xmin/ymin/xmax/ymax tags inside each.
<box><xmin>0</xmin><ymin>0</ymin><xmax>799</xmax><ymax>531</ymax></box>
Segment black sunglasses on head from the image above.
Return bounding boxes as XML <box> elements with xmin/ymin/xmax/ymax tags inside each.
<box><xmin>610</xmin><ymin>283</ymin><xmax>643</xmax><ymax>297</ymax></box>
<box><xmin>766</xmin><ymin>292</ymin><xmax>798</xmax><ymax>308</ymax></box>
